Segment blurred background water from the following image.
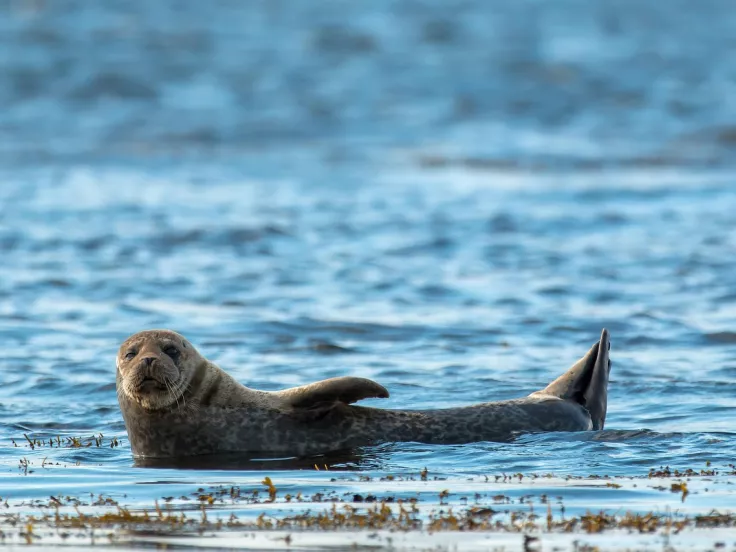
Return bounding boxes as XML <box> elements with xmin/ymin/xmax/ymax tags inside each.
<box><xmin>0</xmin><ymin>0</ymin><xmax>735</xmax><ymax>549</ymax></box>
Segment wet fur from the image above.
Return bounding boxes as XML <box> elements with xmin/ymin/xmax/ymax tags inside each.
<box><xmin>116</xmin><ymin>329</ymin><xmax>611</xmax><ymax>458</ymax></box>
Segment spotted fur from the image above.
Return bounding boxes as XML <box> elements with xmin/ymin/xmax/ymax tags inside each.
<box><xmin>116</xmin><ymin>329</ymin><xmax>611</xmax><ymax>458</ymax></box>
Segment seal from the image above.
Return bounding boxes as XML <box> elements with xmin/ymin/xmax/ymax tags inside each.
<box><xmin>116</xmin><ymin>329</ymin><xmax>611</xmax><ymax>457</ymax></box>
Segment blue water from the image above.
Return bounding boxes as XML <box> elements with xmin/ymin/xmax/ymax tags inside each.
<box><xmin>1</xmin><ymin>1</ymin><xmax>735</xmax><ymax>549</ymax></box>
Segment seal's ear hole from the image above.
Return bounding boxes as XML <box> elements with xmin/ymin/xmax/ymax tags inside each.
<box><xmin>182</xmin><ymin>341</ymin><xmax>188</xmax><ymax>349</ymax></box>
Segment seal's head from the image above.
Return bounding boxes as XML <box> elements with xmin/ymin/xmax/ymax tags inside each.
<box><xmin>116</xmin><ymin>329</ymin><xmax>203</xmax><ymax>410</ymax></box>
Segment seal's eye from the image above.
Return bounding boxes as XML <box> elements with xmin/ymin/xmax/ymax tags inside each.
<box><xmin>124</xmin><ymin>350</ymin><xmax>136</xmax><ymax>360</ymax></box>
<box><xmin>163</xmin><ymin>346</ymin><xmax>179</xmax><ymax>359</ymax></box>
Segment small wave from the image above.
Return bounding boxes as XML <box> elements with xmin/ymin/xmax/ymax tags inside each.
<box><xmin>703</xmin><ymin>331</ymin><xmax>736</xmax><ymax>344</ymax></box>
<box><xmin>307</xmin><ymin>340</ymin><xmax>356</xmax><ymax>354</ymax></box>
<box><xmin>149</xmin><ymin>225</ymin><xmax>291</xmax><ymax>250</ymax></box>
<box><xmin>67</xmin><ymin>73</ymin><xmax>158</xmax><ymax>101</ymax></box>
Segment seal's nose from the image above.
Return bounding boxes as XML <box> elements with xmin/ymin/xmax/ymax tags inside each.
<box><xmin>143</xmin><ymin>357</ymin><xmax>156</xmax><ymax>367</ymax></box>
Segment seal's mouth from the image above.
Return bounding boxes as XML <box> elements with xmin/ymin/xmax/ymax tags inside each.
<box><xmin>136</xmin><ymin>376</ymin><xmax>166</xmax><ymax>393</ymax></box>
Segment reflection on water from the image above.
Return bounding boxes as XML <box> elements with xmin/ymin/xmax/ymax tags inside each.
<box><xmin>134</xmin><ymin>449</ymin><xmax>382</xmax><ymax>471</ymax></box>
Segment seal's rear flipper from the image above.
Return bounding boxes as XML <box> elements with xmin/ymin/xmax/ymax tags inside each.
<box><xmin>532</xmin><ymin>329</ymin><xmax>611</xmax><ymax>430</ymax></box>
<box><xmin>279</xmin><ymin>376</ymin><xmax>389</xmax><ymax>414</ymax></box>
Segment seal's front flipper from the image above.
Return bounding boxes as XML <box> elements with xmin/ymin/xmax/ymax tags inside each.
<box><xmin>532</xmin><ymin>329</ymin><xmax>611</xmax><ymax>430</ymax></box>
<box><xmin>279</xmin><ymin>376</ymin><xmax>389</xmax><ymax>414</ymax></box>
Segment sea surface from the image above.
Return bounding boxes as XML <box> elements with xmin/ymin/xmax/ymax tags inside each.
<box><xmin>0</xmin><ymin>1</ymin><xmax>735</xmax><ymax>550</ymax></box>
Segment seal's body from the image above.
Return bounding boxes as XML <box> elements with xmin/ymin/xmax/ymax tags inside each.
<box><xmin>116</xmin><ymin>329</ymin><xmax>611</xmax><ymax>457</ymax></box>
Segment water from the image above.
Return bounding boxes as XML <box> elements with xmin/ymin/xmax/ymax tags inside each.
<box><xmin>1</xmin><ymin>1</ymin><xmax>735</xmax><ymax>549</ymax></box>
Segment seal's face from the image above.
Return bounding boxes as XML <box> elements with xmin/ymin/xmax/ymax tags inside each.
<box><xmin>116</xmin><ymin>329</ymin><xmax>201</xmax><ymax>410</ymax></box>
